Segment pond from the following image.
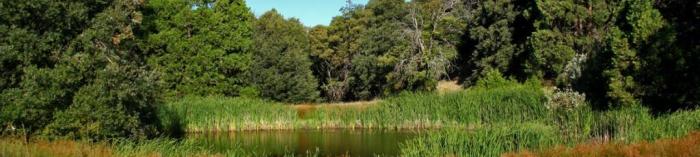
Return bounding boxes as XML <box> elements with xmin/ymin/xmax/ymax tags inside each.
<box><xmin>188</xmin><ymin>129</ymin><xmax>427</xmax><ymax>157</ymax></box>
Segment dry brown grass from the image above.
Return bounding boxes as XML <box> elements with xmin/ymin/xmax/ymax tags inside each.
<box><xmin>503</xmin><ymin>132</ymin><xmax>700</xmax><ymax>157</ymax></box>
<box><xmin>437</xmin><ymin>81</ymin><xmax>463</xmax><ymax>94</ymax></box>
<box><xmin>0</xmin><ymin>137</ymin><xmax>225</xmax><ymax>157</ymax></box>
<box><xmin>0</xmin><ymin>138</ymin><xmax>114</xmax><ymax>157</ymax></box>
<box><xmin>293</xmin><ymin>100</ymin><xmax>379</xmax><ymax>118</ymax></box>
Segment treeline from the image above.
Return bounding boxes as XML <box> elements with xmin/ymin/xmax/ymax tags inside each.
<box><xmin>1</xmin><ymin>0</ymin><xmax>698</xmax><ymax>140</ymax></box>
<box><xmin>308</xmin><ymin>0</ymin><xmax>700</xmax><ymax>111</ymax></box>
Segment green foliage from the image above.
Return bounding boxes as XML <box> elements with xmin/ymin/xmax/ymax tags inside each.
<box><xmin>142</xmin><ymin>0</ymin><xmax>254</xmax><ymax>97</ymax></box>
<box><xmin>249</xmin><ymin>10</ymin><xmax>320</xmax><ymax>103</ymax></box>
<box><xmin>309</xmin><ymin>0</ymin><xmax>462</xmax><ymax>101</ymax></box>
<box><xmin>598</xmin><ymin>27</ymin><xmax>640</xmax><ymax>107</ymax></box>
<box><xmin>457</xmin><ymin>0</ymin><xmax>530</xmax><ymax>86</ymax></box>
<box><xmin>475</xmin><ymin>70</ymin><xmax>511</xmax><ymax>88</ymax></box>
<box><xmin>385</xmin><ymin>0</ymin><xmax>461</xmax><ymax>93</ymax></box>
<box><xmin>46</xmin><ymin>65</ymin><xmax>162</xmax><ymax>140</ymax></box>
<box><xmin>630</xmin><ymin>0</ymin><xmax>700</xmax><ymax>110</ymax></box>
<box><xmin>0</xmin><ymin>0</ymin><xmax>112</xmax><ymax>91</ymax></box>
<box><xmin>525</xmin><ymin>30</ymin><xmax>576</xmax><ymax>80</ymax></box>
<box><xmin>0</xmin><ymin>0</ymin><xmax>113</xmax><ymax>134</ymax></box>
<box><xmin>320</xmin><ymin>75</ymin><xmax>548</xmax><ymax>128</ymax></box>
<box><xmin>0</xmin><ymin>66</ymin><xmax>79</xmax><ymax>138</ymax></box>
<box><xmin>527</xmin><ymin>0</ymin><xmax>622</xmax><ymax>88</ymax></box>
<box><xmin>308</xmin><ymin>3</ymin><xmax>370</xmax><ymax>101</ymax></box>
<box><xmin>0</xmin><ymin>0</ymin><xmax>164</xmax><ymax>140</ymax></box>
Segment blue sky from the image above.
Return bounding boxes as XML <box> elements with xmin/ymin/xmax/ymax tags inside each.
<box><xmin>245</xmin><ymin>0</ymin><xmax>369</xmax><ymax>26</ymax></box>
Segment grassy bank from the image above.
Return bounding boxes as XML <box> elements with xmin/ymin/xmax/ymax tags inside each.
<box><xmin>0</xmin><ymin>138</ymin><xmax>210</xmax><ymax>157</ymax></box>
<box><xmin>0</xmin><ymin>137</ymin><xmax>323</xmax><ymax>157</ymax></box>
<box><xmin>164</xmin><ymin>77</ymin><xmax>547</xmax><ymax>132</ymax></box>
<box><xmin>504</xmin><ymin>131</ymin><xmax>700</xmax><ymax>157</ymax></box>
<box><xmin>398</xmin><ymin>105</ymin><xmax>700</xmax><ymax>156</ymax></box>
<box><xmin>0</xmin><ymin>138</ymin><xmax>113</xmax><ymax>157</ymax></box>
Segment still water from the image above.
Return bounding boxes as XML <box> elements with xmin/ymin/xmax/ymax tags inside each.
<box><xmin>188</xmin><ymin>129</ymin><xmax>426</xmax><ymax>157</ymax></box>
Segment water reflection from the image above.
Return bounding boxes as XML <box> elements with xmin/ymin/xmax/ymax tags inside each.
<box><xmin>188</xmin><ymin>129</ymin><xmax>426</xmax><ymax>157</ymax></box>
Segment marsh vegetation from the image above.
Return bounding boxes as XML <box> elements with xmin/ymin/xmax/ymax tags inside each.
<box><xmin>2</xmin><ymin>0</ymin><xmax>699</xmax><ymax>156</ymax></box>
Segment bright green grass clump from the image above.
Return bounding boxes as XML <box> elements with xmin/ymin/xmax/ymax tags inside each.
<box><xmin>400</xmin><ymin>123</ymin><xmax>558</xmax><ymax>157</ymax></box>
<box><xmin>164</xmin><ymin>96</ymin><xmax>299</xmax><ymax>132</ymax></box>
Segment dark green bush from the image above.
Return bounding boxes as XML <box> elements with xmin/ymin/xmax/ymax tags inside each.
<box><xmin>46</xmin><ymin>65</ymin><xmax>163</xmax><ymax>140</ymax></box>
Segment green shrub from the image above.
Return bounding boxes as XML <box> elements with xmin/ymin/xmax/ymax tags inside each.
<box><xmin>46</xmin><ymin>65</ymin><xmax>163</xmax><ymax>140</ymax></box>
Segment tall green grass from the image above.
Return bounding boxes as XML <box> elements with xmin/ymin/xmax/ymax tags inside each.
<box><xmin>294</xmin><ymin>75</ymin><xmax>548</xmax><ymax>130</ymax></box>
<box><xmin>164</xmin><ymin>96</ymin><xmax>299</xmax><ymax>132</ymax></box>
<box><xmin>163</xmin><ymin>74</ymin><xmax>549</xmax><ymax>131</ymax></box>
<box><xmin>400</xmin><ymin>123</ymin><xmax>558</xmax><ymax>157</ymax></box>
<box><xmin>399</xmin><ymin>101</ymin><xmax>700</xmax><ymax>156</ymax></box>
<box><xmin>365</xmin><ymin>78</ymin><xmax>547</xmax><ymax>128</ymax></box>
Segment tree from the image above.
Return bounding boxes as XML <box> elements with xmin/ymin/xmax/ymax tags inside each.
<box><xmin>1</xmin><ymin>0</ymin><xmax>164</xmax><ymax>140</ymax></box>
<box><xmin>354</xmin><ymin>0</ymin><xmax>409</xmax><ymax>99</ymax></box>
<box><xmin>142</xmin><ymin>0</ymin><xmax>254</xmax><ymax>97</ymax></box>
<box><xmin>526</xmin><ymin>0</ymin><xmax>624</xmax><ymax>88</ymax></box>
<box><xmin>310</xmin><ymin>2</ymin><xmax>371</xmax><ymax>101</ymax></box>
<box><xmin>387</xmin><ymin>0</ymin><xmax>463</xmax><ymax>93</ymax></box>
<box><xmin>311</xmin><ymin>0</ymin><xmax>465</xmax><ymax>101</ymax></box>
<box><xmin>456</xmin><ymin>0</ymin><xmax>532</xmax><ymax>86</ymax></box>
<box><xmin>249</xmin><ymin>10</ymin><xmax>320</xmax><ymax>103</ymax></box>
<box><xmin>46</xmin><ymin>64</ymin><xmax>161</xmax><ymax>140</ymax></box>
<box><xmin>625</xmin><ymin>0</ymin><xmax>700</xmax><ymax>111</ymax></box>
<box><xmin>525</xmin><ymin>30</ymin><xmax>575</xmax><ymax>81</ymax></box>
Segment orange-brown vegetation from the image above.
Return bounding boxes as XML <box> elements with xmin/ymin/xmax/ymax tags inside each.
<box><xmin>294</xmin><ymin>100</ymin><xmax>379</xmax><ymax>119</ymax></box>
<box><xmin>0</xmin><ymin>138</ymin><xmax>115</xmax><ymax>157</ymax></box>
<box><xmin>504</xmin><ymin>132</ymin><xmax>700</xmax><ymax>157</ymax></box>
<box><xmin>437</xmin><ymin>81</ymin><xmax>463</xmax><ymax>94</ymax></box>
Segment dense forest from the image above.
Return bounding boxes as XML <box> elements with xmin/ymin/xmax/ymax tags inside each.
<box><xmin>1</xmin><ymin>0</ymin><xmax>699</xmax><ymax>148</ymax></box>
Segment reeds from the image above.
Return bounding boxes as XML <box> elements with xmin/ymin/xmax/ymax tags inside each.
<box><xmin>163</xmin><ymin>77</ymin><xmax>548</xmax><ymax>132</ymax></box>
<box><xmin>397</xmin><ymin>104</ymin><xmax>700</xmax><ymax>156</ymax></box>
<box><xmin>504</xmin><ymin>131</ymin><xmax>700</xmax><ymax>157</ymax></box>
<box><xmin>163</xmin><ymin>96</ymin><xmax>300</xmax><ymax>132</ymax></box>
<box><xmin>400</xmin><ymin>123</ymin><xmax>559</xmax><ymax>157</ymax></box>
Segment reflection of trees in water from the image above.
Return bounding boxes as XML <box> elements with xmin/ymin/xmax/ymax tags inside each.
<box><xmin>297</xmin><ymin>130</ymin><xmax>310</xmax><ymax>154</ymax></box>
<box><xmin>189</xmin><ymin>130</ymin><xmax>425</xmax><ymax>156</ymax></box>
